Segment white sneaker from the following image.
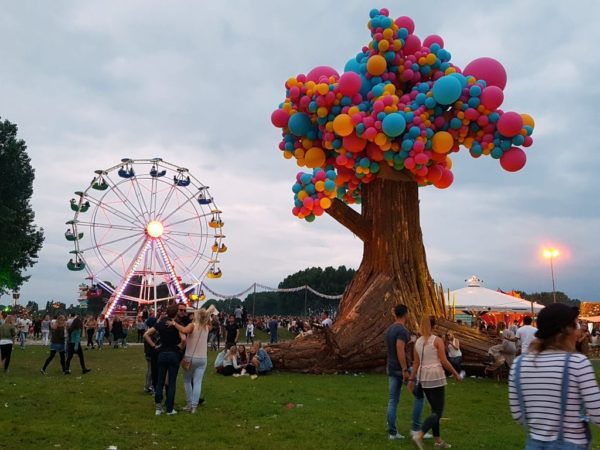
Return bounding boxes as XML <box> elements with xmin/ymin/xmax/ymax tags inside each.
<box><xmin>410</xmin><ymin>430</ymin><xmax>433</xmax><ymax>439</ymax></box>
<box><xmin>155</xmin><ymin>404</ymin><xmax>163</xmax><ymax>416</ymax></box>
<box><xmin>388</xmin><ymin>433</ymin><xmax>405</xmax><ymax>440</ymax></box>
<box><xmin>459</xmin><ymin>370</ymin><xmax>466</xmax><ymax>379</ymax></box>
<box><xmin>166</xmin><ymin>409</ymin><xmax>177</xmax><ymax>416</ymax></box>
<box><xmin>181</xmin><ymin>405</ymin><xmax>192</xmax><ymax>412</ymax></box>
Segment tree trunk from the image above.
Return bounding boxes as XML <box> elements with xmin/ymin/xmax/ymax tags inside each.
<box><xmin>267</xmin><ymin>176</ymin><xmax>447</xmax><ymax>373</ymax></box>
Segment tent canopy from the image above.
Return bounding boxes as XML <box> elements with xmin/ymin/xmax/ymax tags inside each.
<box><xmin>445</xmin><ymin>276</ymin><xmax>544</xmax><ymax>313</ymax></box>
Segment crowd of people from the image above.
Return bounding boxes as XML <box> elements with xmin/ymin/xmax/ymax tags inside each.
<box><xmin>385</xmin><ymin>304</ymin><xmax>600</xmax><ymax>449</ymax></box>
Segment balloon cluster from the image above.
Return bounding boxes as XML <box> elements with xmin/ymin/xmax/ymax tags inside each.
<box><xmin>272</xmin><ymin>8</ymin><xmax>535</xmax><ymax>221</ymax></box>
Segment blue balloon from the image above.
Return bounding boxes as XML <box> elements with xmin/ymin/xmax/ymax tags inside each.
<box><xmin>292</xmin><ymin>183</ymin><xmax>302</xmax><ymax>194</ymax></box>
<box><xmin>432</xmin><ymin>76</ymin><xmax>462</xmax><ymax>105</ymax></box>
<box><xmin>300</xmin><ymin>173</ymin><xmax>312</xmax><ymax>185</ymax></box>
<box><xmin>382</xmin><ymin>113</ymin><xmax>407</xmax><ymax>137</ymax></box>
<box><xmin>288</xmin><ymin>113</ymin><xmax>312</xmax><ymax>137</ymax></box>
<box><xmin>325</xmin><ymin>180</ymin><xmax>336</xmax><ymax>191</ymax></box>
<box><xmin>344</xmin><ymin>58</ymin><xmax>361</xmax><ymax>74</ymax></box>
<box><xmin>448</xmin><ymin>72</ymin><xmax>467</xmax><ymax>88</ymax></box>
<box><xmin>326</xmin><ymin>170</ymin><xmax>336</xmax><ymax>180</ymax></box>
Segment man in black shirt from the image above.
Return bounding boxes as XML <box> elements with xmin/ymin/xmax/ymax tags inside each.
<box><xmin>385</xmin><ymin>304</ymin><xmax>411</xmax><ymax>440</ymax></box>
<box><xmin>175</xmin><ymin>303</ymin><xmax>191</xmax><ymax>327</ymax></box>
<box><xmin>144</xmin><ymin>304</ymin><xmax>183</xmax><ymax>416</ymax></box>
<box><xmin>224</xmin><ymin>314</ymin><xmax>239</xmax><ymax>346</ymax></box>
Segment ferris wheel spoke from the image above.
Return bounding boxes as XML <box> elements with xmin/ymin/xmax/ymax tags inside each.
<box><xmin>150</xmin><ymin>175</ymin><xmax>158</xmax><ymax>221</ymax></box>
<box><xmin>163</xmin><ymin>235</ymin><xmax>213</xmax><ymax>264</ymax></box>
<box><xmin>92</xmin><ymin>235</ymin><xmax>147</xmax><ymax>279</ymax></box>
<box><xmin>104</xmin><ymin>173</ymin><xmax>147</xmax><ymax>225</ymax></box>
<box><xmin>166</xmin><ymin>230</ymin><xmax>214</xmax><ymax>238</ymax></box>
<box><xmin>165</xmin><ymin>213</ymin><xmax>211</xmax><ymax>228</ymax></box>
<box><xmin>160</xmin><ymin>188</ymin><xmax>200</xmax><ymax>224</ymax></box>
<box><xmin>85</xmin><ymin>193</ymin><xmax>146</xmax><ymax>228</ymax></box>
<box><xmin>161</xmin><ymin>238</ymin><xmax>204</xmax><ymax>279</ymax></box>
<box><xmin>79</xmin><ymin>231</ymin><xmax>141</xmax><ymax>253</ymax></box>
<box><xmin>131</xmin><ymin>177</ymin><xmax>151</xmax><ymax>223</ymax></box>
<box><xmin>76</xmin><ymin>221</ymin><xmax>144</xmax><ymax>233</ymax></box>
<box><xmin>155</xmin><ymin>183</ymin><xmax>178</xmax><ymax>220</ymax></box>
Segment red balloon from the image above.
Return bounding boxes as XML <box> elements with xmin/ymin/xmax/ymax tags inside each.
<box><xmin>394</xmin><ymin>16</ymin><xmax>415</xmax><ymax>34</ymax></box>
<box><xmin>435</xmin><ymin>169</ymin><xmax>454</xmax><ymax>189</ymax></box>
<box><xmin>403</xmin><ymin>35</ymin><xmax>422</xmax><ymax>55</ymax></box>
<box><xmin>480</xmin><ymin>86</ymin><xmax>504</xmax><ymax>110</ymax></box>
<box><xmin>343</xmin><ymin>133</ymin><xmax>367</xmax><ymax>152</ymax></box>
<box><xmin>463</xmin><ymin>57</ymin><xmax>507</xmax><ymax>90</ymax></box>
<box><xmin>500</xmin><ymin>147</ymin><xmax>526</xmax><ymax>172</ymax></box>
<box><xmin>271</xmin><ymin>109</ymin><xmax>289</xmax><ymax>128</ymax></box>
<box><xmin>427</xmin><ymin>164</ymin><xmax>443</xmax><ymax>183</ymax></box>
<box><xmin>306</xmin><ymin>66</ymin><xmax>339</xmax><ymax>82</ymax></box>
<box><xmin>339</xmin><ymin>72</ymin><xmax>362</xmax><ymax>97</ymax></box>
<box><xmin>497</xmin><ymin>112</ymin><xmax>523</xmax><ymax>138</ymax></box>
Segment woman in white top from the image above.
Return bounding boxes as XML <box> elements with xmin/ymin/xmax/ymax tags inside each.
<box><xmin>171</xmin><ymin>309</ymin><xmax>210</xmax><ymax>413</ymax></box>
<box><xmin>445</xmin><ymin>331</ymin><xmax>462</xmax><ymax>373</ymax></box>
<box><xmin>41</xmin><ymin>315</ymin><xmax>51</xmax><ymax>346</ymax></box>
<box><xmin>509</xmin><ymin>303</ymin><xmax>600</xmax><ymax>449</ymax></box>
<box><xmin>410</xmin><ymin>316</ymin><xmax>461</xmax><ymax>450</ymax></box>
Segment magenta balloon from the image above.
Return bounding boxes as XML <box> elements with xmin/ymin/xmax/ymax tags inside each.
<box><xmin>480</xmin><ymin>86</ymin><xmax>504</xmax><ymax>110</ymax></box>
<box><xmin>423</xmin><ymin>34</ymin><xmax>444</xmax><ymax>49</ymax></box>
<box><xmin>271</xmin><ymin>108</ymin><xmax>290</xmax><ymax>128</ymax></box>
<box><xmin>394</xmin><ymin>16</ymin><xmax>415</xmax><ymax>34</ymax></box>
<box><xmin>500</xmin><ymin>147</ymin><xmax>526</xmax><ymax>172</ymax></box>
<box><xmin>403</xmin><ymin>35</ymin><xmax>422</xmax><ymax>55</ymax></box>
<box><xmin>339</xmin><ymin>72</ymin><xmax>362</xmax><ymax>97</ymax></box>
<box><xmin>463</xmin><ymin>57</ymin><xmax>507</xmax><ymax>90</ymax></box>
<box><xmin>306</xmin><ymin>66</ymin><xmax>339</xmax><ymax>82</ymax></box>
<box><xmin>497</xmin><ymin>112</ymin><xmax>523</xmax><ymax>138</ymax></box>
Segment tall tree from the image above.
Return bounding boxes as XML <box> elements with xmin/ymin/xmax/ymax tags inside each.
<box><xmin>0</xmin><ymin>118</ymin><xmax>44</xmax><ymax>294</ymax></box>
<box><xmin>269</xmin><ymin>9</ymin><xmax>535</xmax><ymax>372</ymax></box>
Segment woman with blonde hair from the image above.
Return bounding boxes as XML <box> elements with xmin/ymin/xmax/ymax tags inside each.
<box><xmin>170</xmin><ymin>308</ymin><xmax>211</xmax><ymax>413</ymax></box>
<box><xmin>41</xmin><ymin>315</ymin><xmax>67</xmax><ymax>374</ymax></box>
<box><xmin>0</xmin><ymin>314</ymin><xmax>17</xmax><ymax>372</ymax></box>
<box><xmin>410</xmin><ymin>316</ymin><xmax>461</xmax><ymax>449</ymax></box>
<box><xmin>222</xmin><ymin>344</ymin><xmax>242</xmax><ymax>376</ymax></box>
<box><xmin>509</xmin><ymin>303</ymin><xmax>600</xmax><ymax>449</ymax></box>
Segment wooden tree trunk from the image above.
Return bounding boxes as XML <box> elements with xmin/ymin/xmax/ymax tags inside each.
<box><xmin>268</xmin><ymin>174</ymin><xmax>447</xmax><ymax>373</ymax></box>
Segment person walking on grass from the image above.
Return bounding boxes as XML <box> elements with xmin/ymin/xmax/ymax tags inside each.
<box><xmin>41</xmin><ymin>315</ymin><xmax>67</xmax><ymax>374</ymax></box>
<box><xmin>0</xmin><ymin>314</ymin><xmax>17</xmax><ymax>372</ymax></box>
<box><xmin>64</xmin><ymin>317</ymin><xmax>91</xmax><ymax>375</ymax></box>
<box><xmin>409</xmin><ymin>316</ymin><xmax>462</xmax><ymax>450</ymax></box>
<box><xmin>384</xmin><ymin>303</ymin><xmax>412</xmax><ymax>441</ymax></box>
<box><xmin>509</xmin><ymin>303</ymin><xmax>600</xmax><ymax>450</ymax></box>
<box><xmin>145</xmin><ymin>303</ymin><xmax>184</xmax><ymax>416</ymax></box>
<box><xmin>169</xmin><ymin>308</ymin><xmax>211</xmax><ymax>413</ymax></box>
<box><xmin>41</xmin><ymin>315</ymin><xmax>51</xmax><ymax>346</ymax></box>
<box><xmin>84</xmin><ymin>315</ymin><xmax>96</xmax><ymax>349</ymax></box>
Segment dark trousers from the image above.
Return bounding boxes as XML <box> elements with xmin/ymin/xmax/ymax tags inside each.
<box><xmin>149</xmin><ymin>351</ymin><xmax>159</xmax><ymax>391</ymax></box>
<box><xmin>222</xmin><ymin>365</ymin><xmax>242</xmax><ymax>376</ymax></box>
<box><xmin>155</xmin><ymin>351</ymin><xmax>181</xmax><ymax>413</ymax></box>
<box><xmin>1</xmin><ymin>343</ymin><xmax>13</xmax><ymax>371</ymax></box>
<box><xmin>421</xmin><ymin>386</ymin><xmax>445</xmax><ymax>437</ymax></box>
<box><xmin>86</xmin><ymin>329</ymin><xmax>95</xmax><ymax>348</ymax></box>
<box><xmin>137</xmin><ymin>329</ymin><xmax>144</xmax><ymax>343</ymax></box>
<box><xmin>66</xmin><ymin>343</ymin><xmax>87</xmax><ymax>371</ymax></box>
<box><xmin>43</xmin><ymin>350</ymin><xmax>66</xmax><ymax>372</ymax></box>
<box><xmin>448</xmin><ymin>356</ymin><xmax>462</xmax><ymax>373</ymax></box>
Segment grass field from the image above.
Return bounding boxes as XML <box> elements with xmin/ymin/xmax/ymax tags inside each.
<box><xmin>2</xmin><ymin>344</ymin><xmax>599</xmax><ymax>450</ymax></box>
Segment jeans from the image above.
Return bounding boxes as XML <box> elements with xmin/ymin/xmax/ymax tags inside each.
<box><xmin>526</xmin><ymin>437</ymin><xmax>589</xmax><ymax>450</ymax></box>
<box><xmin>65</xmin><ymin>343</ymin><xmax>87</xmax><ymax>371</ymax></box>
<box><xmin>183</xmin><ymin>357</ymin><xmax>207</xmax><ymax>408</ymax></box>
<box><xmin>421</xmin><ymin>386</ymin><xmax>445</xmax><ymax>438</ymax></box>
<box><xmin>387</xmin><ymin>374</ymin><xmax>403</xmax><ymax>436</ymax></box>
<box><xmin>1</xmin><ymin>343</ymin><xmax>13</xmax><ymax>371</ymax></box>
<box><xmin>96</xmin><ymin>329</ymin><xmax>105</xmax><ymax>347</ymax></box>
<box><xmin>19</xmin><ymin>331</ymin><xmax>28</xmax><ymax>348</ymax></box>
<box><xmin>411</xmin><ymin>381</ymin><xmax>425</xmax><ymax>431</ymax></box>
<box><xmin>155</xmin><ymin>351</ymin><xmax>181</xmax><ymax>413</ymax></box>
<box><xmin>41</xmin><ymin>330</ymin><xmax>49</xmax><ymax>346</ymax></box>
<box><xmin>144</xmin><ymin>355</ymin><xmax>154</xmax><ymax>391</ymax></box>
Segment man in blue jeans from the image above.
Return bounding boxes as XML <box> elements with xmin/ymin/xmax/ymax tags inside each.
<box><xmin>144</xmin><ymin>303</ymin><xmax>184</xmax><ymax>416</ymax></box>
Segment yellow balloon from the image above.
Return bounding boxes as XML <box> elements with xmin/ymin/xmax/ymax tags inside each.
<box><xmin>297</xmin><ymin>191</ymin><xmax>307</xmax><ymax>201</ymax></box>
<box><xmin>332</xmin><ymin>114</ymin><xmax>354</xmax><ymax>137</ymax></box>
<box><xmin>315</xmin><ymin>180</ymin><xmax>325</xmax><ymax>192</ymax></box>
<box><xmin>367</xmin><ymin>54</ymin><xmax>387</xmax><ymax>76</ymax></box>
<box><xmin>320</xmin><ymin>197</ymin><xmax>332</xmax><ymax>209</ymax></box>
<box><xmin>305</xmin><ymin>147</ymin><xmax>326</xmax><ymax>168</ymax></box>
<box><xmin>521</xmin><ymin>113</ymin><xmax>535</xmax><ymax>128</ymax></box>
<box><xmin>294</xmin><ymin>148</ymin><xmax>305</xmax><ymax>159</ymax></box>
<box><xmin>432</xmin><ymin>131</ymin><xmax>454</xmax><ymax>154</ymax></box>
<box><xmin>445</xmin><ymin>156</ymin><xmax>453</xmax><ymax>169</ymax></box>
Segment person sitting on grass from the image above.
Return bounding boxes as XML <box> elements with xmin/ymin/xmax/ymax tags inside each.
<box><xmin>214</xmin><ymin>344</ymin><xmax>228</xmax><ymax>374</ymax></box>
<box><xmin>222</xmin><ymin>345</ymin><xmax>242</xmax><ymax>376</ymax></box>
<box><xmin>248</xmin><ymin>342</ymin><xmax>273</xmax><ymax>376</ymax></box>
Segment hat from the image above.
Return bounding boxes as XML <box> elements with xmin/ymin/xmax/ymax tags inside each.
<box><xmin>535</xmin><ymin>303</ymin><xmax>579</xmax><ymax>339</ymax></box>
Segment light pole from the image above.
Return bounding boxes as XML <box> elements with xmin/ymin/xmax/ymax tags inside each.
<box><xmin>543</xmin><ymin>248</ymin><xmax>560</xmax><ymax>303</ymax></box>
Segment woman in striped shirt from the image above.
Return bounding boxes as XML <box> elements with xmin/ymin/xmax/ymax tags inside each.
<box><xmin>509</xmin><ymin>303</ymin><xmax>600</xmax><ymax>449</ymax></box>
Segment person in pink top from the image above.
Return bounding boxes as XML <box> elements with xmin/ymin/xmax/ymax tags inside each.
<box><xmin>170</xmin><ymin>308</ymin><xmax>211</xmax><ymax>413</ymax></box>
<box><xmin>409</xmin><ymin>316</ymin><xmax>461</xmax><ymax>449</ymax></box>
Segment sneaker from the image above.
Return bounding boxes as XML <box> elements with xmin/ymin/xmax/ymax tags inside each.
<box><xmin>82</xmin><ymin>369</ymin><xmax>92</xmax><ymax>374</ymax></box>
<box><xmin>410</xmin><ymin>431</ymin><xmax>433</xmax><ymax>439</ymax></box>
<box><xmin>64</xmin><ymin>370</ymin><xmax>71</xmax><ymax>375</ymax></box>
<box><xmin>155</xmin><ymin>404</ymin><xmax>163</xmax><ymax>416</ymax></box>
<box><xmin>250</xmin><ymin>375</ymin><xmax>258</xmax><ymax>380</ymax></box>
<box><xmin>182</xmin><ymin>405</ymin><xmax>192</xmax><ymax>412</ymax></box>
<box><xmin>166</xmin><ymin>409</ymin><xmax>177</xmax><ymax>416</ymax></box>
<box><xmin>434</xmin><ymin>442</ymin><xmax>451</xmax><ymax>449</ymax></box>
<box><xmin>232</xmin><ymin>373</ymin><xmax>240</xmax><ymax>378</ymax></box>
<box><xmin>389</xmin><ymin>433</ymin><xmax>405</xmax><ymax>440</ymax></box>
<box><xmin>412</xmin><ymin>434</ymin><xmax>425</xmax><ymax>450</ymax></box>
<box><xmin>190</xmin><ymin>407</ymin><xmax>197</xmax><ymax>414</ymax></box>
<box><xmin>40</xmin><ymin>369</ymin><xmax>47</xmax><ymax>375</ymax></box>
<box><xmin>459</xmin><ymin>370</ymin><xmax>466</xmax><ymax>379</ymax></box>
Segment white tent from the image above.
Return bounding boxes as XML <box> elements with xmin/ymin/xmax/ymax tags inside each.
<box><xmin>445</xmin><ymin>276</ymin><xmax>544</xmax><ymax>313</ymax></box>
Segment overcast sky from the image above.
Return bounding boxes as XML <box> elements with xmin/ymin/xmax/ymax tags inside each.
<box><xmin>1</xmin><ymin>1</ymin><xmax>598</xmax><ymax>307</ymax></box>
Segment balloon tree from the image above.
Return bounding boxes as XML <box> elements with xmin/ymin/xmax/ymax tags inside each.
<box><xmin>269</xmin><ymin>8</ymin><xmax>535</xmax><ymax>372</ymax></box>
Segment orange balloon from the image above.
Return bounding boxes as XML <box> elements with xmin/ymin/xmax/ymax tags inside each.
<box><xmin>305</xmin><ymin>147</ymin><xmax>326</xmax><ymax>168</ymax></box>
<box><xmin>367</xmin><ymin>55</ymin><xmax>387</xmax><ymax>76</ymax></box>
<box><xmin>521</xmin><ymin>113</ymin><xmax>535</xmax><ymax>128</ymax></box>
<box><xmin>332</xmin><ymin>114</ymin><xmax>354</xmax><ymax>137</ymax></box>
<box><xmin>320</xmin><ymin>197</ymin><xmax>332</xmax><ymax>209</ymax></box>
<box><xmin>432</xmin><ymin>131</ymin><xmax>454</xmax><ymax>154</ymax></box>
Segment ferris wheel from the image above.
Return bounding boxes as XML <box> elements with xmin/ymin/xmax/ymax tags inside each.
<box><xmin>65</xmin><ymin>158</ymin><xmax>226</xmax><ymax>318</ymax></box>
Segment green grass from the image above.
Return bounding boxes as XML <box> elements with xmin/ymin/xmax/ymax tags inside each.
<box><xmin>2</xmin><ymin>346</ymin><xmax>600</xmax><ymax>450</ymax></box>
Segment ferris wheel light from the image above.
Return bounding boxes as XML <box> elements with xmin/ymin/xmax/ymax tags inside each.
<box><xmin>146</xmin><ymin>221</ymin><xmax>164</xmax><ymax>238</ymax></box>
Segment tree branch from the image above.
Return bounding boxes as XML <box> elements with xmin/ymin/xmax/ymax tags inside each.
<box><xmin>326</xmin><ymin>199</ymin><xmax>370</xmax><ymax>241</ymax></box>
<box><xmin>378</xmin><ymin>164</ymin><xmax>415</xmax><ymax>183</ymax></box>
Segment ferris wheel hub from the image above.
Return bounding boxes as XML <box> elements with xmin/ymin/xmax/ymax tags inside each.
<box><xmin>146</xmin><ymin>220</ymin><xmax>164</xmax><ymax>238</ymax></box>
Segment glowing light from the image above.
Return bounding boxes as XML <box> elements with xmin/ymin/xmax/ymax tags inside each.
<box><xmin>146</xmin><ymin>221</ymin><xmax>164</xmax><ymax>238</ymax></box>
<box><xmin>543</xmin><ymin>248</ymin><xmax>560</xmax><ymax>259</ymax></box>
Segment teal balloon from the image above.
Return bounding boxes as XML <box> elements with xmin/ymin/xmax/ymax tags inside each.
<box><xmin>382</xmin><ymin>113</ymin><xmax>406</xmax><ymax>137</ymax></box>
<box><xmin>432</xmin><ymin>76</ymin><xmax>462</xmax><ymax>105</ymax></box>
<box><xmin>288</xmin><ymin>113</ymin><xmax>312</xmax><ymax>136</ymax></box>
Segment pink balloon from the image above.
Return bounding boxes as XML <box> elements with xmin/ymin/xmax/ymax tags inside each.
<box><xmin>463</xmin><ymin>57</ymin><xmax>507</xmax><ymax>90</ymax></box>
<box><xmin>271</xmin><ymin>109</ymin><xmax>289</xmax><ymax>128</ymax></box>
<box><xmin>338</xmin><ymin>72</ymin><xmax>362</xmax><ymax>97</ymax></box>
<box><xmin>423</xmin><ymin>34</ymin><xmax>444</xmax><ymax>48</ymax></box>
<box><xmin>306</xmin><ymin>66</ymin><xmax>339</xmax><ymax>82</ymax></box>
<box><xmin>403</xmin><ymin>35</ymin><xmax>422</xmax><ymax>55</ymax></box>
<box><xmin>500</xmin><ymin>147</ymin><xmax>526</xmax><ymax>172</ymax></box>
<box><xmin>394</xmin><ymin>16</ymin><xmax>415</xmax><ymax>34</ymax></box>
<box><xmin>480</xmin><ymin>86</ymin><xmax>504</xmax><ymax>110</ymax></box>
<box><xmin>497</xmin><ymin>112</ymin><xmax>523</xmax><ymax>138</ymax></box>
